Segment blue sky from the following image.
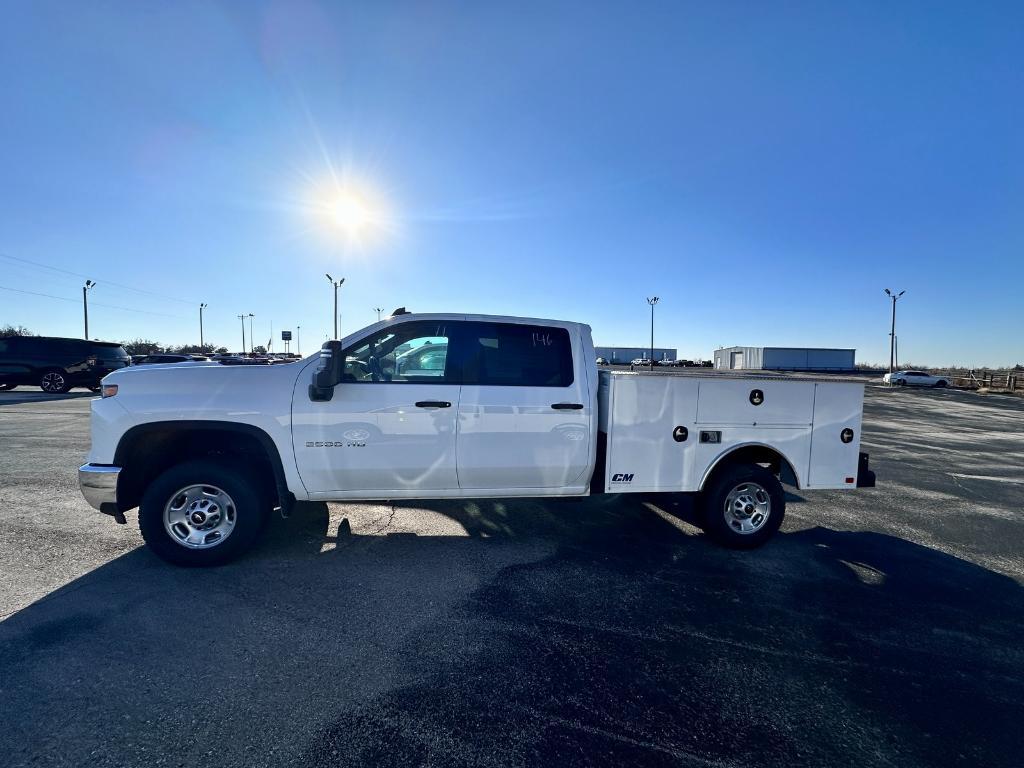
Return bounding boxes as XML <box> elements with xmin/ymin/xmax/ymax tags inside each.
<box><xmin>1</xmin><ymin>1</ymin><xmax>1021</xmax><ymax>365</ymax></box>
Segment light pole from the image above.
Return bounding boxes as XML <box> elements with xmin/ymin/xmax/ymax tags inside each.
<box><xmin>237</xmin><ymin>314</ymin><xmax>247</xmax><ymax>353</ymax></box>
<box><xmin>199</xmin><ymin>303</ymin><xmax>207</xmax><ymax>349</ymax></box>
<box><xmin>326</xmin><ymin>274</ymin><xmax>345</xmax><ymax>338</ymax></box>
<box><xmin>884</xmin><ymin>289</ymin><xmax>905</xmax><ymax>374</ymax></box>
<box><xmin>647</xmin><ymin>296</ymin><xmax>659</xmax><ymax>367</ymax></box>
<box><xmin>373</xmin><ymin>307</ymin><xmax>383</xmax><ymax>322</ymax></box>
<box><xmin>297</xmin><ymin>326</ymin><xmax>301</xmax><ymax>356</ymax></box>
<box><xmin>247</xmin><ymin>313</ymin><xmax>256</xmax><ymax>353</ymax></box>
<box><xmin>82</xmin><ymin>280</ymin><xmax>95</xmax><ymax>339</ymax></box>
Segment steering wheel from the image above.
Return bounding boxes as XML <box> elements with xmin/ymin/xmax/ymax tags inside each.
<box><xmin>368</xmin><ymin>355</ymin><xmax>383</xmax><ymax>382</ymax></box>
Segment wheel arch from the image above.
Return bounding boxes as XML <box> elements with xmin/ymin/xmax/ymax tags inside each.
<box><xmin>113</xmin><ymin>420</ymin><xmax>293</xmax><ymax>513</ymax></box>
<box><xmin>699</xmin><ymin>442</ymin><xmax>801</xmax><ymax>491</ymax></box>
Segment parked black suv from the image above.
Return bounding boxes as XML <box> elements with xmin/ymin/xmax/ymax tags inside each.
<box><xmin>0</xmin><ymin>336</ymin><xmax>130</xmax><ymax>393</ymax></box>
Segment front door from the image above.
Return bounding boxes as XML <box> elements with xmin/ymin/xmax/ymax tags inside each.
<box><xmin>455</xmin><ymin>321</ymin><xmax>592</xmax><ymax>491</ymax></box>
<box><xmin>293</xmin><ymin>320</ymin><xmax>460</xmax><ymax>495</ymax></box>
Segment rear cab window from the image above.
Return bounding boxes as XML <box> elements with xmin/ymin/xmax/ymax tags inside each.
<box><xmin>460</xmin><ymin>322</ymin><xmax>574</xmax><ymax>387</ymax></box>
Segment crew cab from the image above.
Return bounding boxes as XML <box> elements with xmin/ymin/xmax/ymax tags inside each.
<box><xmin>79</xmin><ymin>312</ymin><xmax>875</xmax><ymax>566</ymax></box>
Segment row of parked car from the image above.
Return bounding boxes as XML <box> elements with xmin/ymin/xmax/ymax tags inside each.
<box><xmin>596</xmin><ymin>357</ymin><xmax>713</xmax><ymax>368</ymax></box>
<box><xmin>0</xmin><ymin>335</ymin><xmax>301</xmax><ymax>393</ymax></box>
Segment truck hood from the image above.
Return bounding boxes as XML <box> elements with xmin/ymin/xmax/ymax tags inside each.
<box><xmin>102</xmin><ymin>357</ymin><xmax>317</xmax><ymax>422</ymax></box>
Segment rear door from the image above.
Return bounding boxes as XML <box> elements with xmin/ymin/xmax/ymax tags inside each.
<box><xmin>455</xmin><ymin>321</ymin><xmax>591</xmax><ymax>491</ymax></box>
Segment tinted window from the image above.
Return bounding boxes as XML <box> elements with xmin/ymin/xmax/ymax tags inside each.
<box><xmin>46</xmin><ymin>339</ymin><xmax>86</xmax><ymax>355</ymax></box>
<box><xmin>9</xmin><ymin>338</ymin><xmax>81</xmax><ymax>356</ymax></box>
<box><xmin>92</xmin><ymin>344</ymin><xmax>129</xmax><ymax>360</ymax></box>
<box><xmin>462</xmin><ymin>323</ymin><xmax>574</xmax><ymax>387</ymax></box>
<box><xmin>342</xmin><ymin>322</ymin><xmax>452</xmax><ymax>383</ymax></box>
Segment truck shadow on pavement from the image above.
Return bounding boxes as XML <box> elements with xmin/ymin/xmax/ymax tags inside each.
<box><xmin>1</xmin><ymin>495</ymin><xmax>1022</xmax><ymax>768</ymax></box>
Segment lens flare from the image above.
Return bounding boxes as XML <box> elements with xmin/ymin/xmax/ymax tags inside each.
<box><xmin>306</xmin><ymin>178</ymin><xmax>391</xmax><ymax>247</ymax></box>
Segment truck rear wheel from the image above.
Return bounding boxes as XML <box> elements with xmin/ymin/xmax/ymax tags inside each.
<box><xmin>700</xmin><ymin>464</ymin><xmax>785</xmax><ymax>549</ymax></box>
<box><xmin>138</xmin><ymin>460</ymin><xmax>269</xmax><ymax>566</ymax></box>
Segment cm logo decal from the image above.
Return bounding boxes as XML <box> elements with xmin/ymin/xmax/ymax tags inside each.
<box><xmin>611</xmin><ymin>473</ymin><xmax>634</xmax><ymax>483</ymax></box>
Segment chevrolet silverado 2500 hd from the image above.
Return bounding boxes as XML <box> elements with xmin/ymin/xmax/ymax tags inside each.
<box><xmin>79</xmin><ymin>312</ymin><xmax>874</xmax><ymax>565</ymax></box>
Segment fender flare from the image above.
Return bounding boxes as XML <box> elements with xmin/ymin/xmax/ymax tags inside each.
<box><xmin>113</xmin><ymin>420</ymin><xmax>294</xmax><ymax>513</ymax></box>
<box><xmin>699</xmin><ymin>442</ymin><xmax>802</xmax><ymax>491</ymax></box>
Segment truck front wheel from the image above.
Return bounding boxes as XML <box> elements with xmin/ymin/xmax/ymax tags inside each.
<box><xmin>700</xmin><ymin>464</ymin><xmax>785</xmax><ymax>549</ymax></box>
<box><xmin>138</xmin><ymin>460</ymin><xmax>269</xmax><ymax>566</ymax></box>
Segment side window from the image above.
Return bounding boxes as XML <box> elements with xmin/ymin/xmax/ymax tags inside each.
<box><xmin>54</xmin><ymin>340</ymin><xmax>84</xmax><ymax>356</ymax></box>
<box><xmin>342</xmin><ymin>322</ymin><xmax>451</xmax><ymax>383</ymax></box>
<box><xmin>463</xmin><ymin>323</ymin><xmax>574</xmax><ymax>387</ymax></box>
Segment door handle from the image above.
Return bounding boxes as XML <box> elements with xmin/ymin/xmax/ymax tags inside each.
<box><xmin>415</xmin><ymin>400</ymin><xmax>451</xmax><ymax>408</ymax></box>
<box><xmin>551</xmin><ymin>403</ymin><xmax>584</xmax><ymax>410</ymax></box>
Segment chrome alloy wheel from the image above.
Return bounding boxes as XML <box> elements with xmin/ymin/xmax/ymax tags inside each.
<box><xmin>723</xmin><ymin>482</ymin><xmax>772</xmax><ymax>535</ymax></box>
<box><xmin>41</xmin><ymin>371</ymin><xmax>66</xmax><ymax>392</ymax></box>
<box><xmin>163</xmin><ymin>484</ymin><xmax>237</xmax><ymax>549</ymax></box>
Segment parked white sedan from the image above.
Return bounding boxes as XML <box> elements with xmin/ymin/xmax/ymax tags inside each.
<box><xmin>883</xmin><ymin>370</ymin><xmax>951</xmax><ymax>388</ymax></box>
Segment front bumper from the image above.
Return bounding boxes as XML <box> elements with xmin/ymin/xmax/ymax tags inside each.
<box><xmin>78</xmin><ymin>463</ymin><xmax>121</xmax><ymax>513</ymax></box>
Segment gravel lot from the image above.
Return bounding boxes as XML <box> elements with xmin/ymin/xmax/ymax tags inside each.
<box><xmin>1</xmin><ymin>385</ymin><xmax>1022</xmax><ymax>767</ymax></box>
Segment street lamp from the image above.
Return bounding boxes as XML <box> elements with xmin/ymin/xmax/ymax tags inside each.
<box><xmin>199</xmin><ymin>303</ymin><xmax>207</xmax><ymax>349</ymax></box>
<box><xmin>247</xmin><ymin>313</ymin><xmax>256</xmax><ymax>353</ymax></box>
<box><xmin>82</xmin><ymin>280</ymin><xmax>95</xmax><ymax>339</ymax></box>
<box><xmin>647</xmin><ymin>296</ymin><xmax>660</xmax><ymax>368</ymax></box>
<box><xmin>326</xmin><ymin>274</ymin><xmax>345</xmax><ymax>339</ymax></box>
<box><xmin>237</xmin><ymin>314</ymin><xmax>247</xmax><ymax>354</ymax></box>
<box><xmin>297</xmin><ymin>325</ymin><xmax>301</xmax><ymax>356</ymax></box>
<box><xmin>373</xmin><ymin>307</ymin><xmax>383</xmax><ymax>322</ymax></box>
<box><xmin>883</xmin><ymin>289</ymin><xmax>905</xmax><ymax>374</ymax></box>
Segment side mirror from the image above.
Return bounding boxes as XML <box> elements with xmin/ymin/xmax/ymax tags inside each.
<box><xmin>309</xmin><ymin>340</ymin><xmax>343</xmax><ymax>402</ymax></box>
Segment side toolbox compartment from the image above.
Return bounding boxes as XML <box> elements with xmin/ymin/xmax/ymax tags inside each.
<box><xmin>601</xmin><ymin>372</ymin><xmax>700</xmax><ymax>493</ymax></box>
<box><xmin>806</xmin><ymin>382</ymin><xmax>865</xmax><ymax>489</ymax></box>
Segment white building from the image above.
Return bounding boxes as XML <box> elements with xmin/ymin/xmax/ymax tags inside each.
<box><xmin>714</xmin><ymin>346</ymin><xmax>856</xmax><ymax>371</ymax></box>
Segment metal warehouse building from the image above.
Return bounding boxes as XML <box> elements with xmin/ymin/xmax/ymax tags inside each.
<box><xmin>714</xmin><ymin>346</ymin><xmax>856</xmax><ymax>372</ymax></box>
<box><xmin>595</xmin><ymin>346</ymin><xmax>677</xmax><ymax>364</ymax></box>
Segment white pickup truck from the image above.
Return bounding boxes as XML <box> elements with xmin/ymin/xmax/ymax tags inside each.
<box><xmin>79</xmin><ymin>311</ymin><xmax>874</xmax><ymax>565</ymax></box>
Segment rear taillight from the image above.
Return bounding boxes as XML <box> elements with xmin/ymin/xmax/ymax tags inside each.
<box><xmin>101</xmin><ymin>384</ymin><xmax>118</xmax><ymax>398</ymax></box>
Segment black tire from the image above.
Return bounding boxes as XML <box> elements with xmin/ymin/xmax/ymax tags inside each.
<box><xmin>39</xmin><ymin>369</ymin><xmax>70</xmax><ymax>393</ymax></box>
<box><xmin>700</xmin><ymin>464</ymin><xmax>785</xmax><ymax>549</ymax></box>
<box><xmin>934</xmin><ymin>380</ymin><xmax>948</xmax><ymax>388</ymax></box>
<box><xmin>139</xmin><ymin>459</ymin><xmax>269</xmax><ymax>566</ymax></box>
<box><xmin>897</xmin><ymin>379</ymin><xmax>906</xmax><ymax>387</ymax></box>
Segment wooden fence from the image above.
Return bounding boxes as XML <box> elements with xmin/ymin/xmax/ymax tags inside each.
<box><xmin>940</xmin><ymin>370</ymin><xmax>1021</xmax><ymax>392</ymax></box>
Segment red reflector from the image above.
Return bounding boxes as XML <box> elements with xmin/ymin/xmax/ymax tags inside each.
<box><xmin>845</xmin><ymin>477</ymin><xmax>855</xmax><ymax>484</ymax></box>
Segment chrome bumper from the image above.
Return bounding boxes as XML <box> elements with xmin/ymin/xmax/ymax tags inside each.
<box><xmin>78</xmin><ymin>463</ymin><xmax>121</xmax><ymax>511</ymax></box>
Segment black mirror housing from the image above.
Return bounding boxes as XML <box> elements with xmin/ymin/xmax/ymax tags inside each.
<box><xmin>309</xmin><ymin>340</ymin><xmax>344</xmax><ymax>402</ymax></box>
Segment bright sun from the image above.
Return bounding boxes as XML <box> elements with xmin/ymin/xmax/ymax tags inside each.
<box><xmin>306</xmin><ymin>179</ymin><xmax>391</xmax><ymax>247</ymax></box>
<box><xmin>328</xmin><ymin>190</ymin><xmax>374</xmax><ymax>237</ymax></box>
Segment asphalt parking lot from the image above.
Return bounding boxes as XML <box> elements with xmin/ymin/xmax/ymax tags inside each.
<box><xmin>1</xmin><ymin>385</ymin><xmax>1022</xmax><ymax>767</ymax></box>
